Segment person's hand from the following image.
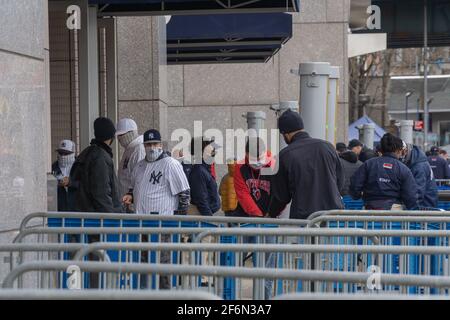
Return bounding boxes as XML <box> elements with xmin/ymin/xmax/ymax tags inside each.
<box><xmin>122</xmin><ymin>194</ymin><xmax>133</xmax><ymax>205</ymax></box>
<box><xmin>62</xmin><ymin>176</ymin><xmax>70</xmax><ymax>187</ymax></box>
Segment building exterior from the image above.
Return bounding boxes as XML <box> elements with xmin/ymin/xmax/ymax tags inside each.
<box><xmin>0</xmin><ymin>0</ymin><xmax>352</xmax><ymax>263</ymax></box>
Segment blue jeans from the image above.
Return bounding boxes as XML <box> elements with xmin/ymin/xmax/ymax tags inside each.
<box><xmin>243</xmin><ymin>235</ymin><xmax>276</xmax><ymax>300</ymax></box>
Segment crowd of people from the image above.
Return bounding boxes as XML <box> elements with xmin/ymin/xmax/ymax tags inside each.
<box><xmin>52</xmin><ymin>112</ymin><xmax>450</xmax><ymax>221</ymax></box>
<box><xmin>50</xmin><ymin>112</ymin><xmax>450</xmax><ymax>293</ymax></box>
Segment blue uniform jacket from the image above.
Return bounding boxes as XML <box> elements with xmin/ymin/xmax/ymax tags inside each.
<box><xmin>189</xmin><ymin>163</ymin><xmax>221</xmax><ymax>216</ymax></box>
<box><xmin>350</xmin><ymin>153</ymin><xmax>418</xmax><ymax>210</ymax></box>
<box><xmin>427</xmin><ymin>155</ymin><xmax>450</xmax><ymax>180</ymax></box>
<box><xmin>406</xmin><ymin>146</ymin><xmax>438</xmax><ymax>208</ymax></box>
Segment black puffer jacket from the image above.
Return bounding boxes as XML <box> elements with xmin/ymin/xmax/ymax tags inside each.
<box><xmin>339</xmin><ymin>151</ymin><xmax>363</xmax><ymax>196</ymax></box>
<box><xmin>70</xmin><ymin>139</ymin><xmax>123</xmax><ymax>213</ymax></box>
<box><xmin>268</xmin><ymin>132</ymin><xmax>344</xmax><ymax>220</ymax></box>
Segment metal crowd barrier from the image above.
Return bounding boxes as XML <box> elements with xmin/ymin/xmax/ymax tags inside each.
<box><xmin>5</xmin><ymin>260</ymin><xmax>450</xmax><ymax>297</ymax></box>
<box><xmin>5</xmin><ymin>240</ymin><xmax>450</xmax><ymax>298</ymax></box>
<box><xmin>0</xmin><ymin>289</ymin><xmax>221</xmax><ymax>300</ymax></box>
<box><xmin>306</xmin><ymin>210</ymin><xmax>450</xmax><ymax>294</ymax></box>
<box><xmin>7</xmin><ymin>211</ymin><xmax>450</xmax><ymax>299</ymax></box>
<box><xmin>273</xmin><ymin>293</ymin><xmax>450</xmax><ymax>300</ymax></box>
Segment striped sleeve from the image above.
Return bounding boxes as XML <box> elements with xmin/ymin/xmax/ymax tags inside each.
<box><xmin>168</xmin><ymin>159</ymin><xmax>190</xmax><ymax>196</ymax></box>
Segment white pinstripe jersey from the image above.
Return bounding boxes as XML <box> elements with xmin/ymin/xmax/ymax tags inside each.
<box><xmin>131</xmin><ymin>156</ymin><xmax>190</xmax><ymax>215</ymax></box>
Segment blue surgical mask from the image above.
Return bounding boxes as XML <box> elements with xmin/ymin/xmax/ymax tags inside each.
<box><xmin>146</xmin><ymin>147</ymin><xmax>163</xmax><ymax>162</ymax></box>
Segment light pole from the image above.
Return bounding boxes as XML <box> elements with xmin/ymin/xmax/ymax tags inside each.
<box><xmin>424</xmin><ymin>0</ymin><xmax>429</xmax><ymax>149</ymax></box>
<box><xmin>405</xmin><ymin>91</ymin><xmax>414</xmax><ymax>120</ymax></box>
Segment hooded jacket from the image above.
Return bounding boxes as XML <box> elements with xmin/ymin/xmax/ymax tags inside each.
<box><xmin>339</xmin><ymin>151</ymin><xmax>363</xmax><ymax>196</ymax></box>
<box><xmin>70</xmin><ymin>139</ymin><xmax>123</xmax><ymax>213</ymax></box>
<box><xmin>405</xmin><ymin>145</ymin><xmax>438</xmax><ymax>208</ymax></box>
<box><xmin>118</xmin><ymin>135</ymin><xmax>145</xmax><ymax>196</ymax></box>
<box><xmin>231</xmin><ymin>152</ymin><xmax>274</xmax><ymax>218</ymax></box>
<box><xmin>268</xmin><ymin>132</ymin><xmax>344</xmax><ymax>219</ymax></box>
<box><xmin>427</xmin><ymin>154</ymin><xmax>450</xmax><ymax>180</ymax></box>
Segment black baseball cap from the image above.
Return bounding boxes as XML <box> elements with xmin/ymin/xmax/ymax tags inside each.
<box><xmin>348</xmin><ymin>139</ymin><xmax>363</xmax><ymax>149</ymax></box>
<box><xmin>143</xmin><ymin>129</ymin><xmax>162</xmax><ymax>143</ymax></box>
<box><xmin>336</xmin><ymin>142</ymin><xmax>347</xmax><ymax>153</ymax></box>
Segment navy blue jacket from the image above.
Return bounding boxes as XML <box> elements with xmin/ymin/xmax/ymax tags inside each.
<box><xmin>405</xmin><ymin>146</ymin><xmax>438</xmax><ymax>208</ymax></box>
<box><xmin>350</xmin><ymin>153</ymin><xmax>418</xmax><ymax>210</ymax></box>
<box><xmin>189</xmin><ymin>163</ymin><xmax>221</xmax><ymax>216</ymax></box>
<box><xmin>427</xmin><ymin>155</ymin><xmax>450</xmax><ymax>180</ymax></box>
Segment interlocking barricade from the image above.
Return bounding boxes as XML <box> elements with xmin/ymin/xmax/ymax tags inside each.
<box><xmin>436</xmin><ymin>180</ymin><xmax>450</xmax><ymax>189</ymax></box>
<box><xmin>307</xmin><ymin>210</ymin><xmax>450</xmax><ymax>294</ymax></box>
<box><xmin>15</xmin><ymin>212</ymin><xmax>308</xmax><ymax>297</ymax></box>
<box><xmin>6</xmin><ymin>250</ymin><xmax>450</xmax><ymax>296</ymax></box>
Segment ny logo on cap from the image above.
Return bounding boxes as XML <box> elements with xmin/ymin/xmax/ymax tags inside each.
<box><xmin>62</xmin><ymin>142</ymin><xmax>66</xmax><ymax>147</ymax></box>
<box><xmin>149</xmin><ymin>133</ymin><xmax>154</xmax><ymax>139</ymax></box>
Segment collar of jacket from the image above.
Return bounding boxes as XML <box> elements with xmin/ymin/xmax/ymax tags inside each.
<box><xmin>383</xmin><ymin>152</ymin><xmax>399</xmax><ymax>160</ymax></box>
<box><xmin>291</xmin><ymin>131</ymin><xmax>310</xmax><ymax>142</ymax></box>
<box><xmin>91</xmin><ymin>139</ymin><xmax>113</xmax><ymax>158</ymax></box>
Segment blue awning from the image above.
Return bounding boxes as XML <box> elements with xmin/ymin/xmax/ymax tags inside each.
<box><xmin>166</xmin><ymin>13</ymin><xmax>292</xmax><ymax>64</ymax></box>
<box><xmin>90</xmin><ymin>0</ymin><xmax>300</xmax><ymax>16</ymax></box>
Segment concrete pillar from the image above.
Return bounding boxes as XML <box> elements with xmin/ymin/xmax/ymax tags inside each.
<box><xmin>243</xmin><ymin>111</ymin><xmax>266</xmax><ymax>131</ymax></box>
<box><xmin>299</xmin><ymin>62</ymin><xmax>331</xmax><ymax>140</ymax></box>
<box><xmin>0</xmin><ymin>0</ymin><xmax>49</xmax><ymax>276</ymax></box>
<box><xmin>117</xmin><ymin>16</ymin><xmax>168</xmax><ymax>141</ymax></box>
<box><xmin>78</xmin><ymin>1</ymin><xmax>99</xmax><ymax>149</ymax></box>
<box><xmin>359</xmin><ymin>123</ymin><xmax>375</xmax><ymax>150</ymax></box>
<box><xmin>327</xmin><ymin>67</ymin><xmax>340</xmax><ymax>145</ymax></box>
<box><xmin>399</xmin><ymin>120</ymin><xmax>414</xmax><ymax>145</ymax></box>
<box><xmin>271</xmin><ymin>101</ymin><xmax>300</xmax><ymax>150</ymax></box>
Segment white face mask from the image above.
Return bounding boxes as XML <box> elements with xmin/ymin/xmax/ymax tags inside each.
<box><xmin>146</xmin><ymin>147</ymin><xmax>163</xmax><ymax>162</ymax></box>
<box><xmin>248</xmin><ymin>155</ymin><xmax>267</xmax><ymax>171</ymax></box>
<box><xmin>118</xmin><ymin>130</ymin><xmax>138</xmax><ymax>148</ymax></box>
<box><xmin>57</xmin><ymin>153</ymin><xmax>75</xmax><ymax>168</ymax></box>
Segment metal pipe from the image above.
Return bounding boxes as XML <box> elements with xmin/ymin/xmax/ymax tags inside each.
<box><xmin>424</xmin><ymin>0</ymin><xmax>429</xmax><ymax>149</ymax></box>
<box><xmin>19</xmin><ymin>212</ymin><xmax>309</xmax><ymax>231</ymax></box>
<box><xmin>6</xmin><ymin>261</ymin><xmax>450</xmax><ymax>290</ymax></box>
<box><xmin>0</xmin><ymin>289</ymin><xmax>222</xmax><ymax>300</ymax></box>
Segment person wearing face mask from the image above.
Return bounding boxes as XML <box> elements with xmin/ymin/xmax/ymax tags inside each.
<box><xmin>401</xmin><ymin>142</ymin><xmax>438</xmax><ymax>208</ymax></box>
<box><xmin>231</xmin><ymin>138</ymin><xmax>273</xmax><ymax>218</ymax></box>
<box><xmin>122</xmin><ymin>129</ymin><xmax>190</xmax><ymax>216</ymax></box>
<box><xmin>52</xmin><ymin>139</ymin><xmax>77</xmax><ymax>211</ymax></box>
<box><xmin>122</xmin><ymin>129</ymin><xmax>190</xmax><ymax>289</ymax></box>
<box><xmin>268</xmin><ymin>109</ymin><xmax>345</xmax><ymax>219</ymax></box>
<box><xmin>188</xmin><ymin>137</ymin><xmax>221</xmax><ymax>216</ymax></box>
<box><xmin>115</xmin><ymin>118</ymin><xmax>145</xmax><ymax>201</ymax></box>
<box><xmin>350</xmin><ymin>133</ymin><xmax>418</xmax><ymax>210</ymax></box>
<box><xmin>70</xmin><ymin>117</ymin><xmax>123</xmax><ymax>214</ymax></box>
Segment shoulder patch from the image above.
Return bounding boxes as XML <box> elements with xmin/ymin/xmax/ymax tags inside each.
<box><xmin>383</xmin><ymin>163</ymin><xmax>393</xmax><ymax>170</ymax></box>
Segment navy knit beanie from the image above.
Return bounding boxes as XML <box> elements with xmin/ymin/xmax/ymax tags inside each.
<box><xmin>94</xmin><ymin>117</ymin><xmax>116</xmax><ymax>142</ymax></box>
<box><xmin>278</xmin><ymin>109</ymin><xmax>304</xmax><ymax>134</ymax></box>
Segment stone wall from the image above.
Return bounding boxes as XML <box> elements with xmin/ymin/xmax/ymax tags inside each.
<box><xmin>0</xmin><ymin>0</ymin><xmax>50</xmax><ymax>277</ymax></box>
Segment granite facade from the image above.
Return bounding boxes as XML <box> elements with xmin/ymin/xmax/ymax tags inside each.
<box><xmin>0</xmin><ymin>0</ymin><xmax>49</xmax><ymax>260</ymax></box>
